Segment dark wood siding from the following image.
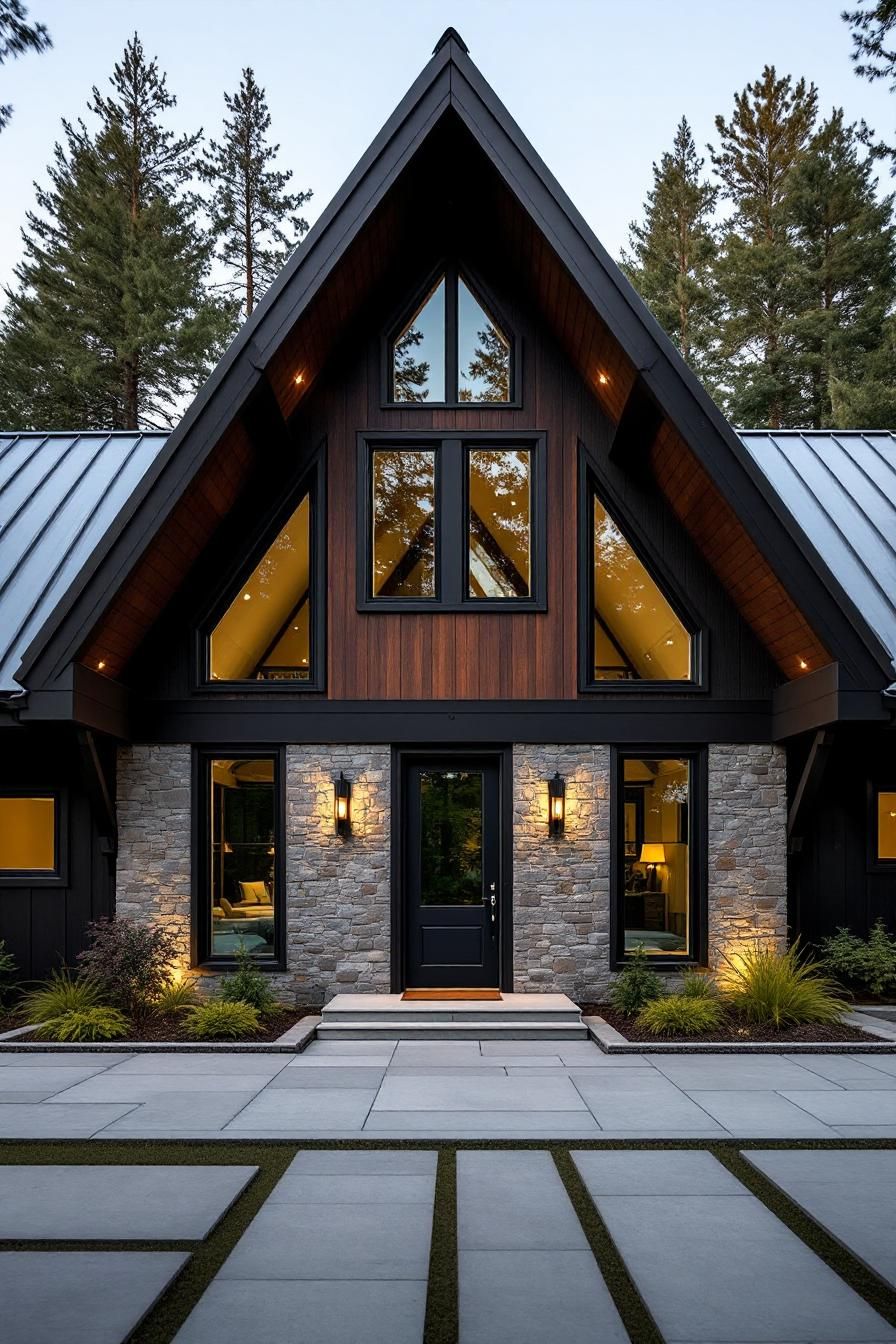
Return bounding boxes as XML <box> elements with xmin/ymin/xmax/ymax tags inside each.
<box><xmin>0</xmin><ymin>727</ymin><xmax>114</xmax><ymax>981</ymax></box>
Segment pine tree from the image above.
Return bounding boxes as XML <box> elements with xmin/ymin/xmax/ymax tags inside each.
<box><xmin>0</xmin><ymin>0</ymin><xmax>51</xmax><ymax>133</ymax></box>
<box><xmin>788</xmin><ymin>109</ymin><xmax>896</xmax><ymax>427</ymax></box>
<box><xmin>621</xmin><ymin>117</ymin><xmax>719</xmax><ymax>378</ymax></box>
<box><xmin>843</xmin><ymin>1</ymin><xmax>896</xmax><ymax>171</ymax></box>
<box><xmin>709</xmin><ymin>67</ymin><xmax>818</xmax><ymax>428</ymax></box>
<box><xmin>0</xmin><ymin>33</ymin><xmax>233</xmax><ymax>430</ymax></box>
<box><xmin>201</xmin><ymin>68</ymin><xmax>311</xmax><ymax>318</ymax></box>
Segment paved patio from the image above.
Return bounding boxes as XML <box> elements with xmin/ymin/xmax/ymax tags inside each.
<box><xmin>2</xmin><ymin>1039</ymin><xmax>896</xmax><ymax>1137</ymax></box>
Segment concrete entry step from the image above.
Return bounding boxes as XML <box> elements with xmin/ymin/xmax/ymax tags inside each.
<box><xmin>318</xmin><ymin>994</ymin><xmax>587</xmax><ymax>1041</ymax></box>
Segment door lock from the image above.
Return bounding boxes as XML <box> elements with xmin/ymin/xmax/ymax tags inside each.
<box><xmin>488</xmin><ymin>882</ymin><xmax>497</xmax><ymax>924</ymax></box>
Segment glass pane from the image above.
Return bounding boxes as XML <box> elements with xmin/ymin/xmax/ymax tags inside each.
<box><xmin>0</xmin><ymin>797</ymin><xmax>55</xmax><ymax>871</ymax></box>
<box><xmin>622</xmin><ymin>758</ymin><xmax>690</xmax><ymax>956</ymax></box>
<box><xmin>372</xmin><ymin>450</ymin><xmax>436</xmax><ymax>597</ymax></box>
<box><xmin>458</xmin><ymin>277</ymin><xmax>511</xmax><ymax>402</ymax></box>
<box><xmin>210</xmin><ymin>758</ymin><xmax>277</xmax><ymax>959</ymax></box>
<box><xmin>468</xmin><ymin>449</ymin><xmax>531</xmax><ymax>598</ymax></box>
<box><xmin>879</xmin><ymin>792</ymin><xmax>896</xmax><ymax>860</ymax></box>
<box><xmin>392</xmin><ymin>277</ymin><xmax>445</xmax><ymax>402</ymax></box>
<box><xmin>593</xmin><ymin>496</ymin><xmax>691</xmax><ymax>680</ymax></box>
<box><xmin>209</xmin><ymin>493</ymin><xmax>311</xmax><ymax>682</ymax></box>
<box><xmin>420</xmin><ymin>770</ymin><xmax>483</xmax><ymax>905</ymax></box>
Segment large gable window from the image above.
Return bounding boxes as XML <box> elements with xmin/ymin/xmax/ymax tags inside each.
<box><xmin>359</xmin><ymin>432</ymin><xmax>545</xmax><ymax>611</ymax></box>
<box><xmin>204</xmin><ymin>459</ymin><xmax>324</xmax><ymax>689</ymax></box>
<box><xmin>585</xmin><ymin>476</ymin><xmax>698</xmax><ymax>687</ymax></box>
<box><xmin>387</xmin><ymin>266</ymin><xmax>514</xmax><ymax>405</ymax></box>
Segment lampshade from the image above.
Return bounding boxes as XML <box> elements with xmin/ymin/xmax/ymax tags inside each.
<box><xmin>639</xmin><ymin>843</ymin><xmax>666</xmax><ymax>865</ymax></box>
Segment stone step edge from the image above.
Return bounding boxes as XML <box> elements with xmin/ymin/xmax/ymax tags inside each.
<box><xmin>316</xmin><ymin>1023</ymin><xmax>588</xmax><ymax>1039</ymax></box>
<box><xmin>584</xmin><ymin>1015</ymin><xmax>896</xmax><ymax>1055</ymax></box>
<box><xmin>320</xmin><ymin>1011</ymin><xmax>584</xmax><ymax>1024</ymax></box>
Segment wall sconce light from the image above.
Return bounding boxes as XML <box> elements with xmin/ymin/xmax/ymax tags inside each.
<box><xmin>548</xmin><ymin>772</ymin><xmax>566</xmax><ymax>836</ymax></box>
<box><xmin>334</xmin><ymin>772</ymin><xmax>352</xmax><ymax>837</ymax></box>
<box><xmin>639</xmin><ymin>842</ymin><xmax>666</xmax><ymax>890</ymax></box>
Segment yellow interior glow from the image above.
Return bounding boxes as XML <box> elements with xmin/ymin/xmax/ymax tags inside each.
<box><xmin>0</xmin><ymin>797</ymin><xmax>55</xmax><ymax>871</ymax></box>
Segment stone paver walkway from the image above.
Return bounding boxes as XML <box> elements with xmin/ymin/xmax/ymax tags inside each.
<box><xmin>2</xmin><ymin>1039</ymin><xmax>896</xmax><ymax>1137</ymax></box>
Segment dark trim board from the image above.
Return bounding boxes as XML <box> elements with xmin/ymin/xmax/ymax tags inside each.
<box><xmin>134</xmin><ymin>698</ymin><xmax>775</xmax><ymax>745</ymax></box>
<box><xmin>390</xmin><ymin>745</ymin><xmax>514</xmax><ymax>992</ymax></box>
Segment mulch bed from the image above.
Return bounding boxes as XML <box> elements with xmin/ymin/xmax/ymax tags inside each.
<box><xmin>581</xmin><ymin>1003</ymin><xmax>874</xmax><ymax>1043</ymax></box>
<box><xmin>116</xmin><ymin>1006</ymin><xmax>318</xmax><ymax>1044</ymax></box>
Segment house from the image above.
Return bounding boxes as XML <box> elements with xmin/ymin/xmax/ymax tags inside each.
<box><xmin>1</xmin><ymin>30</ymin><xmax>894</xmax><ymax>1000</ymax></box>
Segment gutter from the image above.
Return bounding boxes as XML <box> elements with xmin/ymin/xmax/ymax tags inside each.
<box><xmin>0</xmin><ymin>688</ymin><xmax>28</xmax><ymax>720</ymax></box>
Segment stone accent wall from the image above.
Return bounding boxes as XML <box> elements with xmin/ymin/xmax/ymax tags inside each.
<box><xmin>512</xmin><ymin>745</ymin><xmax>611</xmax><ymax>1000</ymax></box>
<box><xmin>116</xmin><ymin>744</ymin><xmax>192</xmax><ymax>967</ymax></box>
<box><xmin>707</xmin><ymin>743</ymin><xmax>788</xmax><ymax>967</ymax></box>
<box><xmin>285</xmin><ymin>745</ymin><xmax>391</xmax><ymax>1003</ymax></box>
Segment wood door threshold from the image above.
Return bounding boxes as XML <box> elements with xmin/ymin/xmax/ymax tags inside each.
<box><xmin>401</xmin><ymin>989</ymin><xmax>503</xmax><ymax>1002</ymax></box>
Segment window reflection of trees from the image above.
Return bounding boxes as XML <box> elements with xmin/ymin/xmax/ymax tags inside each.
<box><xmin>469</xmin><ymin>450</ymin><xmax>530</xmax><ymax>597</ymax></box>
<box><xmin>420</xmin><ymin>771</ymin><xmax>483</xmax><ymax>906</ymax></box>
<box><xmin>372</xmin><ymin>450</ymin><xmax>436</xmax><ymax>597</ymax></box>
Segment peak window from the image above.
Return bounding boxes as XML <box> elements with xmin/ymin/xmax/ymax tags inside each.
<box><xmin>584</xmin><ymin>475</ymin><xmax>699</xmax><ymax>688</ymax></box>
<box><xmin>359</xmin><ymin>432</ymin><xmax>545</xmax><ymax>612</ymax></box>
<box><xmin>387</xmin><ymin>267</ymin><xmax>515</xmax><ymax>406</ymax></box>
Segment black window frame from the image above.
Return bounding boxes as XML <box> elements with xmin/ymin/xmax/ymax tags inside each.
<box><xmin>609</xmin><ymin>745</ymin><xmax>708</xmax><ymax>969</ymax></box>
<box><xmin>192</xmin><ymin>746</ymin><xmax>287</xmax><ymax>971</ymax></box>
<box><xmin>357</xmin><ymin>429</ymin><xmax>547</xmax><ymax>613</ymax></box>
<box><xmin>195</xmin><ymin>449</ymin><xmax>326</xmax><ymax>693</ymax></box>
<box><xmin>382</xmin><ymin>261</ymin><xmax>521</xmax><ymax>409</ymax></box>
<box><xmin>578</xmin><ymin>448</ymin><xmax>706</xmax><ymax>693</ymax></box>
<box><xmin>0</xmin><ymin>789</ymin><xmax>67</xmax><ymax>888</ymax></box>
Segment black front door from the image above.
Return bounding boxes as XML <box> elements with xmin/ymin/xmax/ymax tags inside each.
<box><xmin>403</xmin><ymin>757</ymin><xmax>501</xmax><ymax>988</ymax></box>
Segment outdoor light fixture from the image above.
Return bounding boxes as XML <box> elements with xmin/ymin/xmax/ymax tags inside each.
<box><xmin>334</xmin><ymin>772</ymin><xmax>352</xmax><ymax>837</ymax></box>
<box><xmin>548</xmin><ymin>772</ymin><xmax>566</xmax><ymax>836</ymax></box>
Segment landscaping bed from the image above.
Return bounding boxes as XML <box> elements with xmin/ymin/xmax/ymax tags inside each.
<box><xmin>586</xmin><ymin>1004</ymin><xmax>873</xmax><ymax>1044</ymax></box>
<box><xmin>103</xmin><ymin>1005</ymin><xmax>317</xmax><ymax>1044</ymax></box>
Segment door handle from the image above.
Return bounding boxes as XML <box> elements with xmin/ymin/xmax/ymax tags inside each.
<box><xmin>488</xmin><ymin>882</ymin><xmax>497</xmax><ymax>925</ymax></box>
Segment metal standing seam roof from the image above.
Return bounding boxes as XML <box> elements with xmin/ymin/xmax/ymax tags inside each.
<box><xmin>740</xmin><ymin>430</ymin><xmax>896</xmax><ymax>674</ymax></box>
<box><xmin>0</xmin><ymin>431</ymin><xmax>169</xmax><ymax>693</ymax></box>
<box><xmin>1</xmin><ymin>426</ymin><xmax>895</xmax><ymax>696</ymax></box>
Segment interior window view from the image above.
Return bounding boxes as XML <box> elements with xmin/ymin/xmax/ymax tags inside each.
<box><xmin>593</xmin><ymin>494</ymin><xmax>692</xmax><ymax>680</ymax></box>
<box><xmin>209</xmin><ymin>757</ymin><xmax>277</xmax><ymax>959</ymax></box>
<box><xmin>390</xmin><ymin>270</ymin><xmax>511</xmax><ymax>403</ymax></box>
<box><xmin>209</xmin><ymin>493</ymin><xmax>312</xmax><ymax>682</ymax></box>
<box><xmin>0</xmin><ymin>796</ymin><xmax>55</xmax><ymax>872</ymax></box>
<box><xmin>467</xmin><ymin>448</ymin><xmax>531</xmax><ymax>597</ymax></box>
<box><xmin>371</xmin><ymin>449</ymin><xmax>437</xmax><ymax>597</ymax></box>
<box><xmin>419</xmin><ymin>770</ymin><xmax>483</xmax><ymax>905</ymax></box>
<box><xmin>622</xmin><ymin>756</ymin><xmax>691</xmax><ymax>955</ymax></box>
<box><xmin>878</xmin><ymin>791</ymin><xmax>896</xmax><ymax>860</ymax></box>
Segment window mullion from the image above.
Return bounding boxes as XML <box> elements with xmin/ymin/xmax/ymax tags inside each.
<box><xmin>440</xmin><ymin>439</ymin><xmax>464</xmax><ymax>605</ymax></box>
<box><xmin>445</xmin><ymin>267</ymin><xmax>459</xmax><ymax>402</ymax></box>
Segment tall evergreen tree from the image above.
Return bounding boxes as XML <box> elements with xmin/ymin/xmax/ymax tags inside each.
<box><xmin>788</xmin><ymin>109</ymin><xmax>896</xmax><ymax>427</ymax></box>
<box><xmin>201</xmin><ymin>68</ymin><xmax>311</xmax><ymax>317</ymax></box>
<box><xmin>843</xmin><ymin>1</ymin><xmax>896</xmax><ymax>170</ymax></box>
<box><xmin>0</xmin><ymin>0</ymin><xmax>51</xmax><ymax>133</ymax></box>
<box><xmin>621</xmin><ymin>117</ymin><xmax>719</xmax><ymax>378</ymax></box>
<box><xmin>709</xmin><ymin>67</ymin><xmax>818</xmax><ymax>428</ymax></box>
<box><xmin>0</xmin><ymin>34</ymin><xmax>232</xmax><ymax>430</ymax></box>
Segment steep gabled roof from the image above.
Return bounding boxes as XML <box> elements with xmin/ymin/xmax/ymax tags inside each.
<box><xmin>11</xmin><ymin>29</ymin><xmax>895</xmax><ymax>694</ymax></box>
<box><xmin>743</xmin><ymin>430</ymin><xmax>896</xmax><ymax>672</ymax></box>
<box><xmin>0</xmin><ymin>432</ymin><xmax>168</xmax><ymax>693</ymax></box>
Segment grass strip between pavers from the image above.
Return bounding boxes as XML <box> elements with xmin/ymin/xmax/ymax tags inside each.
<box><xmin>2</xmin><ymin>1137</ymin><xmax>896</xmax><ymax>1343</ymax></box>
<box><xmin>423</xmin><ymin>1147</ymin><xmax>458</xmax><ymax>1344</ymax></box>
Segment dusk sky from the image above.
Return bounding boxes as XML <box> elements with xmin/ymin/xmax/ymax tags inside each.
<box><xmin>1</xmin><ymin>0</ymin><xmax>894</xmax><ymax>295</ymax></box>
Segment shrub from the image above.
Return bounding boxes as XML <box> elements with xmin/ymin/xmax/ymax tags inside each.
<box><xmin>608</xmin><ymin>947</ymin><xmax>665</xmax><ymax>1016</ymax></box>
<box><xmin>0</xmin><ymin>940</ymin><xmax>17</xmax><ymax>1006</ymax></box>
<box><xmin>819</xmin><ymin>921</ymin><xmax>896</xmax><ymax>997</ymax></box>
<box><xmin>34</xmin><ymin>1006</ymin><xmax>129</xmax><ymax>1042</ymax></box>
<box><xmin>636</xmin><ymin>994</ymin><xmax>723</xmax><ymax>1036</ymax></box>
<box><xmin>21</xmin><ymin>969</ymin><xmax>105</xmax><ymax>1023</ymax></box>
<box><xmin>679</xmin><ymin>967</ymin><xmax>717</xmax><ymax>999</ymax></box>
<box><xmin>184</xmin><ymin>1000</ymin><xmax>261</xmax><ymax>1041</ymax></box>
<box><xmin>153</xmin><ymin>978</ymin><xmax>200</xmax><ymax>1014</ymax></box>
<box><xmin>77</xmin><ymin>918</ymin><xmax>182</xmax><ymax>1018</ymax></box>
<box><xmin>219</xmin><ymin>946</ymin><xmax>277</xmax><ymax>1015</ymax></box>
<box><xmin>721</xmin><ymin>941</ymin><xmax>849</xmax><ymax>1029</ymax></box>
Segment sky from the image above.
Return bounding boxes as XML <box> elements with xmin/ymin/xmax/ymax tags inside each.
<box><xmin>1</xmin><ymin>0</ymin><xmax>894</xmax><ymax>296</ymax></box>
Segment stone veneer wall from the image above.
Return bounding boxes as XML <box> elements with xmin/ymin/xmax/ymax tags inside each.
<box><xmin>512</xmin><ymin>745</ymin><xmax>611</xmax><ymax>1000</ymax></box>
<box><xmin>707</xmin><ymin>743</ymin><xmax>788</xmax><ymax>964</ymax></box>
<box><xmin>116</xmin><ymin>740</ymin><xmax>785</xmax><ymax>1003</ymax></box>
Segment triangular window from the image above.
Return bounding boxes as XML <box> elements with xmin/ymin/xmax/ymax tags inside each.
<box><xmin>389</xmin><ymin>266</ymin><xmax>513</xmax><ymax>404</ymax></box>
<box><xmin>208</xmin><ymin>490</ymin><xmax>315</xmax><ymax>683</ymax></box>
<box><xmin>591</xmin><ymin>490</ymin><xmax>693</xmax><ymax>682</ymax></box>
